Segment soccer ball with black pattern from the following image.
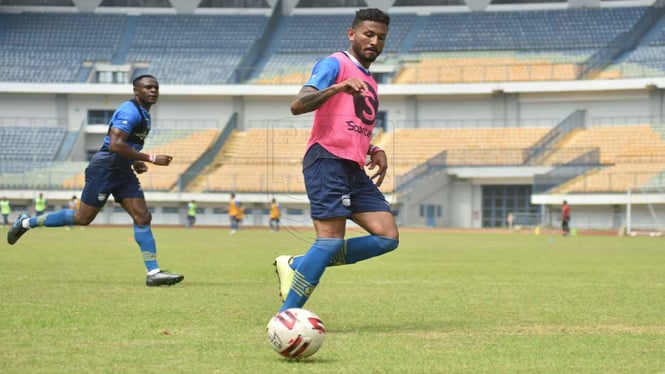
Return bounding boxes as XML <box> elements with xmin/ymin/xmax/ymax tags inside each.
<box><xmin>267</xmin><ymin>308</ymin><xmax>326</xmax><ymax>359</ymax></box>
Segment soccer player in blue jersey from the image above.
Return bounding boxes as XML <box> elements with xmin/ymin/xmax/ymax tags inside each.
<box><xmin>7</xmin><ymin>75</ymin><xmax>184</xmax><ymax>287</ymax></box>
<box><xmin>273</xmin><ymin>8</ymin><xmax>399</xmax><ymax>312</ymax></box>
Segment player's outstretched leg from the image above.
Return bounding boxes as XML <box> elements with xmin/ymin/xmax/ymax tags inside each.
<box><xmin>288</xmin><ymin>235</ymin><xmax>399</xmax><ymax>267</ymax></box>
<box><xmin>273</xmin><ymin>255</ymin><xmax>294</xmax><ymax>301</ymax></box>
<box><xmin>273</xmin><ymin>236</ymin><xmax>398</xmax><ymax>300</ymax></box>
<box><xmin>7</xmin><ymin>213</ymin><xmax>30</xmax><ymax>245</ymax></box>
<box><xmin>7</xmin><ymin>210</ymin><xmax>79</xmax><ymax>245</ymax></box>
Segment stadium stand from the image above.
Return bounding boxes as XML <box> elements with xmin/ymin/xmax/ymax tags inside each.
<box><xmin>0</xmin><ymin>13</ymin><xmax>126</xmax><ymax>83</ymax></box>
<box><xmin>545</xmin><ymin>124</ymin><xmax>665</xmax><ymax>193</ymax></box>
<box><xmin>133</xmin><ymin>128</ymin><xmax>219</xmax><ymax>191</ymax></box>
<box><xmin>0</xmin><ymin>126</ymin><xmax>68</xmax><ymax>174</ymax></box>
<box><xmin>188</xmin><ymin>122</ymin><xmax>665</xmax><ymax>194</ymax></box>
<box><xmin>60</xmin><ymin>128</ymin><xmax>219</xmax><ymax>191</ymax></box>
<box><xmin>0</xmin><ymin>161</ymin><xmax>88</xmax><ymax>190</ymax></box>
<box><xmin>252</xmin><ymin>6</ymin><xmax>651</xmax><ymax>84</ymax></box>
<box><xmin>0</xmin><ymin>5</ymin><xmax>659</xmax><ymax>84</ymax></box>
<box><xmin>410</xmin><ymin>8</ymin><xmax>646</xmax><ymax>52</ymax></box>
<box><xmin>393</xmin><ymin>52</ymin><xmax>588</xmax><ymax>83</ymax></box>
<box><xmin>0</xmin><ymin>12</ymin><xmax>268</xmax><ymax>84</ymax></box>
<box><xmin>251</xmin><ymin>13</ymin><xmax>416</xmax><ymax>84</ymax></box>
<box><xmin>0</xmin><ymin>5</ymin><xmax>663</xmax><ymax>192</ymax></box>
<box><xmin>195</xmin><ymin>128</ymin><xmax>309</xmax><ymax>193</ymax></box>
<box><xmin>376</xmin><ymin>127</ymin><xmax>552</xmax><ymax>191</ymax></box>
<box><xmin>601</xmin><ymin>15</ymin><xmax>665</xmax><ymax>78</ymax></box>
<box><xmin>0</xmin><ymin>123</ymin><xmax>81</xmax><ymax>190</ymax></box>
<box><xmin>396</xmin><ymin>7</ymin><xmax>648</xmax><ymax>83</ymax></box>
<box><xmin>547</xmin><ymin>125</ymin><xmax>664</xmax><ymax>164</ymax></box>
<box><xmin>552</xmin><ymin>161</ymin><xmax>665</xmax><ymax>193</ymax></box>
<box><xmin>194</xmin><ymin>126</ymin><xmax>552</xmax><ymax>193</ymax></box>
<box><xmin>126</xmin><ymin>14</ymin><xmax>269</xmax><ymax>84</ymax></box>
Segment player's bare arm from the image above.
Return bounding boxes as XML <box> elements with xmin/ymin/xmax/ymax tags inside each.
<box><xmin>290</xmin><ymin>79</ymin><xmax>369</xmax><ymax>115</ymax></box>
<box><xmin>108</xmin><ymin>127</ymin><xmax>173</xmax><ymax>167</ymax></box>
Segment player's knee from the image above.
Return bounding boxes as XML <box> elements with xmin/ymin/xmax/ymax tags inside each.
<box><xmin>375</xmin><ymin>235</ymin><xmax>399</xmax><ymax>253</ymax></box>
<box><xmin>74</xmin><ymin>211</ymin><xmax>96</xmax><ymax>226</ymax></box>
<box><xmin>133</xmin><ymin>211</ymin><xmax>151</xmax><ymax>226</ymax></box>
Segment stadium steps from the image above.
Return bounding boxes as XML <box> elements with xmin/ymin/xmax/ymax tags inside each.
<box><xmin>187</xmin><ymin>130</ymin><xmax>247</xmax><ymax>192</ymax></box>
<box><xmin>213</xmin><ymin>130</ymin><xmax>247</xmax><ymax>166</ymax></box>
<box><xmin>112</xmin><ymin>15</ymin><xmax>138</xmax><ymax>65</ymax></box>
<box><xmin>611</xmin><ymin>13</ymin><xmax>665</xmax><ymax>67</ymax></box>
<box><xmin>548</xmin><ymin>167</ymin><xmax>604</xmax><ymax>194</ymax></box>
<box><xmin>245</xmin><ymin>12</ymin><xmax>289</xmax><ymax>81</ymax></box>
<box><xmin>554</xmin><ymin>128</ymin><xmax>582</xmax><ymax>147</ymax></box>
<box><xmin>77</xmin><ymin>66</ymin><xmax>92</xmax><ymax>82</ymax></box>
<box><xmin>55</xmin><ymin>131</ymin><xmax>79</xmax><ymax>161</ymax></box>
<box><xmin>398</xmin><ymin>15</ymin><xmax>426</xmax><ymax>56</ymax></box>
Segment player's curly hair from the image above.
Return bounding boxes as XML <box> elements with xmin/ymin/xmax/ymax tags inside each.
<box><xmin>353</xmin><ymin>8</ymin><xmax>390</xmax><ymax>28</ymax></box>
<box><xmin>132</xmin><ymin>74</ymin><xmax>157</xmax><ymax>87</ymax></box>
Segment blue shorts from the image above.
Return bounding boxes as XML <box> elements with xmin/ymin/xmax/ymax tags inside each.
<box><xmin>80</xmin><ymin>165</ymin><xmax>144</xmax><ymax>208</ymax></box>
<box><xmin>304</xmin><ymin>158</ymin><xmax>391</xmax><ymax>220</ymax></box>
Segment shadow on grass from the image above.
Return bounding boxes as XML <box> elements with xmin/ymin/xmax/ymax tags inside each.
<box><xmin>331</xmin><ymin>321</ymin><xmax>452</xmax><ymax>334</ymax></box>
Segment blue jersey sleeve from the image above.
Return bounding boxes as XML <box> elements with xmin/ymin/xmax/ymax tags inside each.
<box><xmin>111</xmin><ymin>102</ymin><xmax>142</xmax><ymax>136</ymax></box>
<box><xmin>102</xmin><ymin>101</ymin><xmax>145</xmax><ymax>151</ymax></box>
<box><xmin>303</xmin><ymin>57</ymin><xmax>340</xmax><ymax>91</ymax></box>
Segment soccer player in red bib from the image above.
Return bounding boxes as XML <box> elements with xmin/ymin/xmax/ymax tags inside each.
<box><xmin>274</xmin><ymin>8</ymin><xmax>399</xmax><ymax>311</ymax></box>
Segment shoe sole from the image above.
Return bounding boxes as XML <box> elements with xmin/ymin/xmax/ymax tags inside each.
<box><xmin>7</xmin><ymin>230</ymin><xmax>26</xmax><ymax>245</ymax></box>
<box><xmin>7</xmin><ymin>215</ymin><xmax>29</xmax><ymax>245</ymax></box>
<box><xmin>146</xmin><ymin>276</ymin><xmax>184</xmax><ymax>287</ymax></box>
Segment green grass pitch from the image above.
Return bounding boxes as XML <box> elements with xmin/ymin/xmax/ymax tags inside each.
<box><xmin>1</xmin><ymin>226</ymin><xmax>663</xmax><ymax>373</ymax></box>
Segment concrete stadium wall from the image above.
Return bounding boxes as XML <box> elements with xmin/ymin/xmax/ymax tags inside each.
<box><xmin>2</xmin><ymin>79</ymin><xmax>665</xmax><ymax>229</ymax></box>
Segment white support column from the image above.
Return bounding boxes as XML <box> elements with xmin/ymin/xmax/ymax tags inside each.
<box><xmin>626</xmin><ymin>189</ymin><xmax>632</xmax><ymax>235</ymax></box>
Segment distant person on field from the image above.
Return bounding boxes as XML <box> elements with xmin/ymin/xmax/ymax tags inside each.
<box><xmin>561</xmin><ymin>200</ymin><xmax>571</xmax><ymax>236</ymax></box>
<box><xmin>235</xmin><ymin>202</ymin><xmax>245</xmax><ymax>232</ymax></box>
<box><xmin>7</xmin><ymin>75</ymin><xmax>184</xmax><ymax>287</ymax></box>
<box><xmin>33</xmin><ymin>192</ymin><xmax>47</xmax><ymax>216</ymax></box>
<box><xmin>186</xmin><ymin>200</ymin><xmax>197</xmax><ymax>229</ymax></box>
<box><xmin>1</xmin><ymin>197</ymin><xmax>11</xmax><ymax>227</ymax></box>
<box><xmin>65</xmin><ymin>195</ymin><xmax>80</xmax><ymax>230</ymax></box>
<box><xmin>269</xmin><ymin>198</ymin><xmax>281</xmax><ymax>232</ymax></box>
<box><xmin>229</xmin><ymin>193</ymin><xmax>240</xmax><ymax>234</ymax></box>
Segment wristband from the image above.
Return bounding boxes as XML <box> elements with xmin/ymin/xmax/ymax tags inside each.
<box><xmin>149</xmin><ymin>154</ymin><xmax>156</xmax><ymax>163</ymax></box>
<box><xmin>369</xmin><ymin>145</ymin><xmax>384</xmax><ymax>156</ymax></box>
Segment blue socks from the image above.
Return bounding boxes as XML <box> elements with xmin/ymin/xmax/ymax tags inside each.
<box><xmin>134</xmin><ymin>224</ymin><xmax>159</xmax><ymax>273</ymax></box>
<box><xmin>28</xmin><ymin>209</ymin><xmax>74</xmax><ymax>228</ymax></box>
<box><xmin>334</xmin><ymin>235</ymin><xmax>399</xmax><ymax>265</ymax></box>
<box><xmin>280</xmin><ymin>238</ymin><xmax>344</xmax><ymax>311</ymax></box>
<box><xmin>290</xmin><ymin>235</ymin><xmax>399</xmax><ymax>268</ymax></box>
<box><xmin>281</xmin><ymin>235</ymin><xmax>399</xmax><ymax>311</ymax></box>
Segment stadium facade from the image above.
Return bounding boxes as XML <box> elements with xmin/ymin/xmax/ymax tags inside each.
<box><xmin>1</xmin><ymin>0</ymin><xmax>665</xmax><ymax>233</ymax></box>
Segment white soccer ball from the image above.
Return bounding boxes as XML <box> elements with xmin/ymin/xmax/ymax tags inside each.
<box><xmin>267</xmin><ymin>308</ymin><xmax>326</xmax><ymax>359</ymax></box>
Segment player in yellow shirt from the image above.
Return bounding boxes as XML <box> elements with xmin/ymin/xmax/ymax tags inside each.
<box><xmin>269</xmin><ymin>198</ymin><xmax>281</xmax><ymax>232</ymax></box>
<box><xmin>1</xmin><ymin>197</ymin><xmax>11</xmax><ymax>227</ymax></box>
<box><xmin>228</xmin><ymin>193</ymin><xmax>240</xmax><ymax>234</ymax></box>
<box><xmin>186</xmin><ymin>200</ymin><xmax>197</xmax><ymax>229</ymax></box>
